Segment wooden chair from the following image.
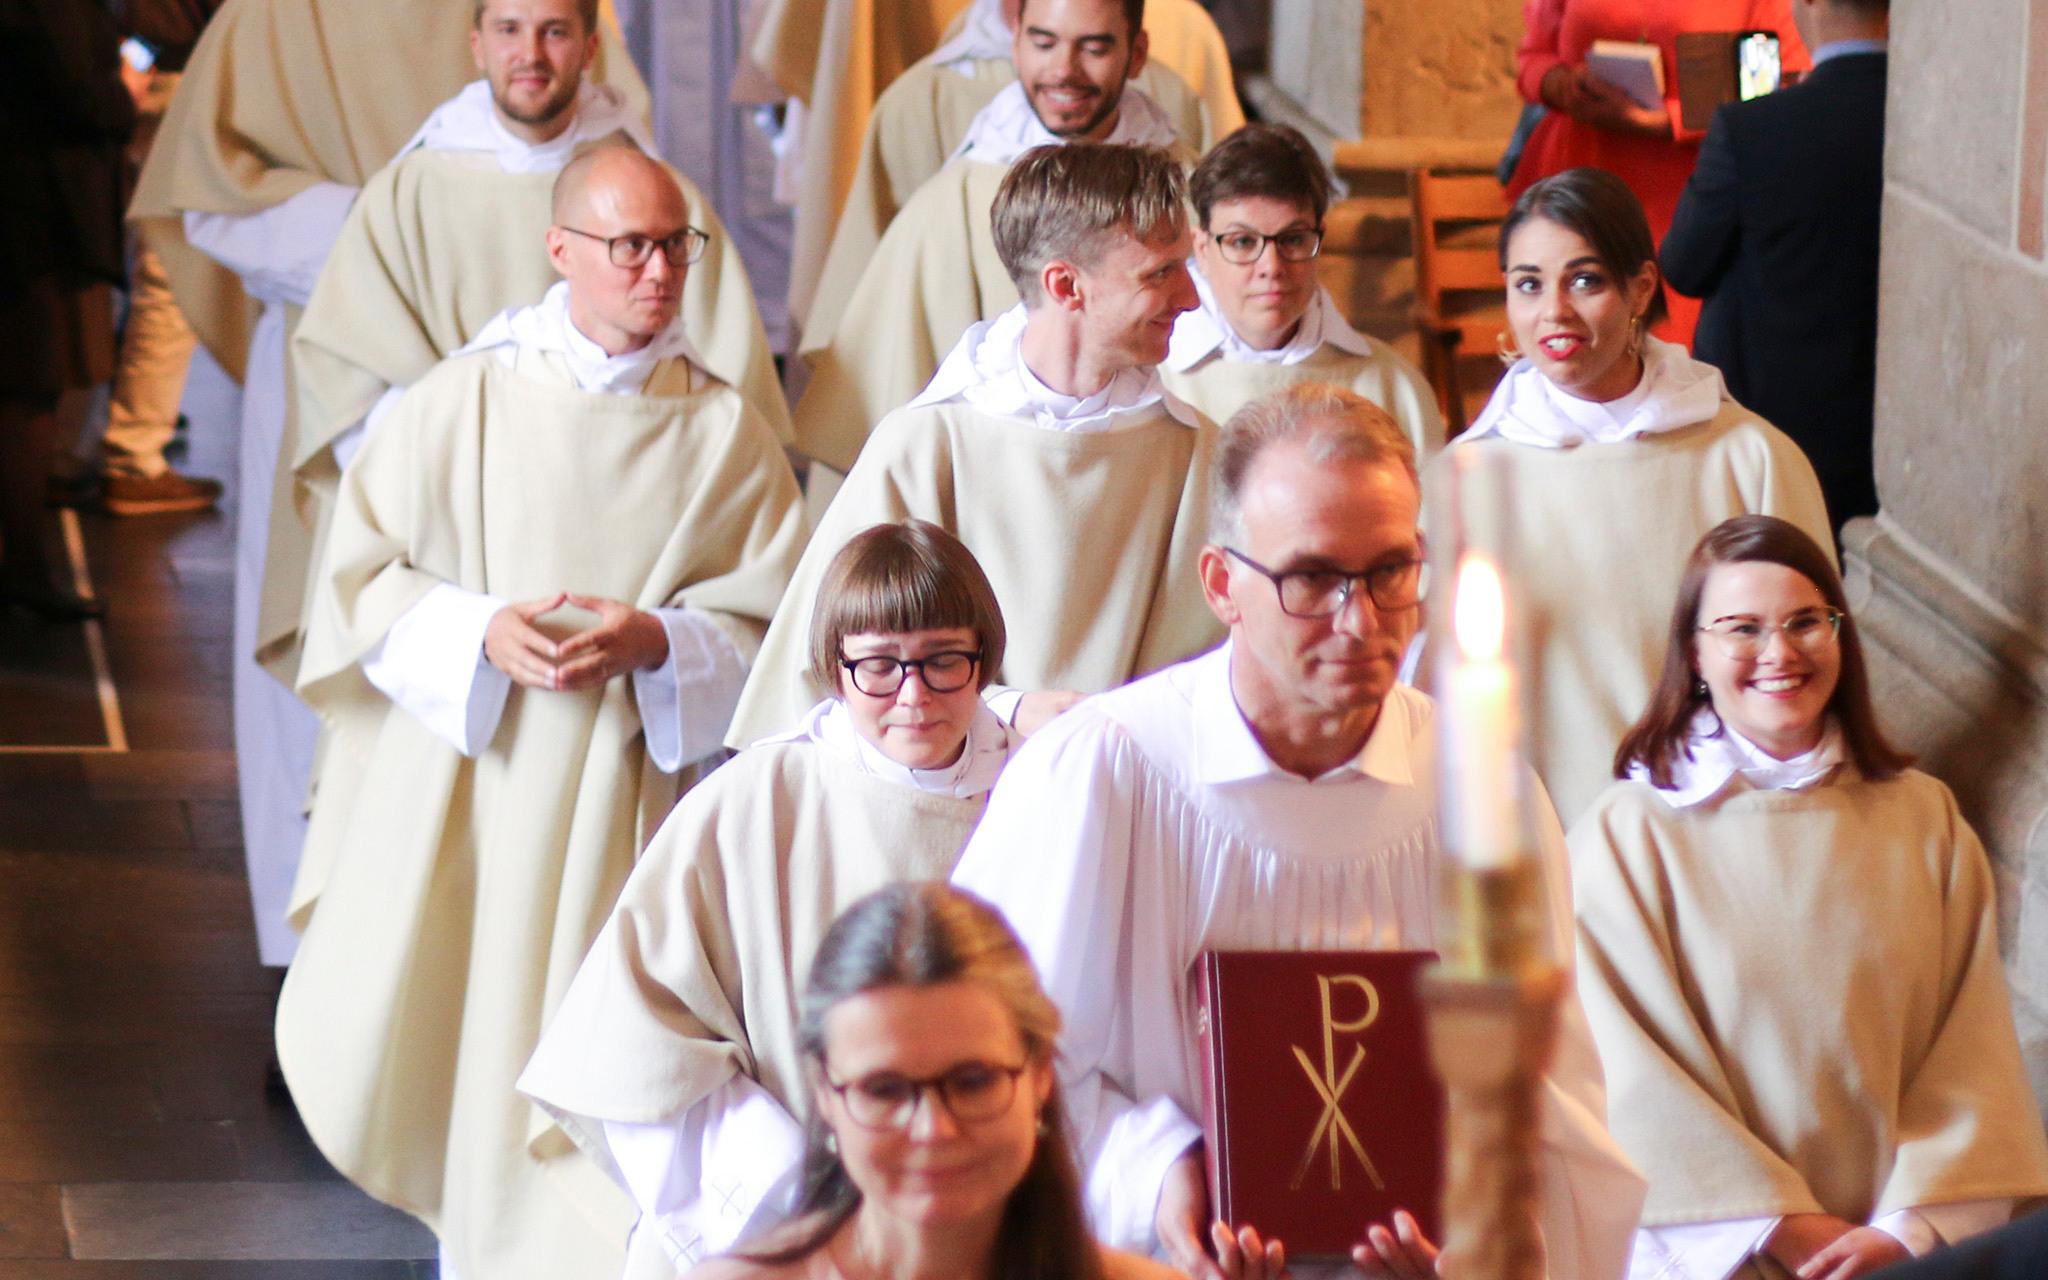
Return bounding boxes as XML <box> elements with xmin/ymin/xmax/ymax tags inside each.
<box><xmin>1409</xmin><ymin>169</ymin><xmax>1511</xmax><ymax>437</ymax></box>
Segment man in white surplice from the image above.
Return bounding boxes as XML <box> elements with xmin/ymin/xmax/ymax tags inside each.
<box><xmin>790</xmin><ymin>0</ymin><xmax>1191</xmax><ymax>475</ymax></box>
<box><xmin>952</xmin><ymin>384</ymin><xmax>1645</xmax><ymax>1280</ymax></box>
<box><xmin>274</xmin><ymin>145</ymin><xmax>802</xmax><ymax>1280</ymax></box>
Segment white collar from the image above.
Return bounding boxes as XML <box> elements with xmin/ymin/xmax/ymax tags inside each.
<box><xmin>1165</xmin><ymin>265</ymin><xmax>1375</xmax><ymax>371</ymax></box>
<box><xmin>909</xmin><ymin>303</ymin><xmax>1198</xmax><ymax>433</ymax></box>
<box><xmin>1638</xmin><ymin>710</ymin><xmax>1847</xmax><ymax>807</ymax></box>
<box><xmin>456</xmin><ymin>281</ymin><xmax>707</xmax><ymax>395</ymax></box>
<box><xmin>1189</xmin><ymin>642</ymin><xmax>1419</xmax><ymax>787</ymax></box>
<box><xmin>929</xmin><ymin>0</ymin><xmax>1012</xmax><ymax>70</ymax></box>
<box><xmin>764</xmin><ymin>699</ymin><xmax>1015</xmax><ymax>798</ymax></box>
<box><xmin>404</xmin><ymin>79</ymin><xmax>652</xmax><ymax>174</ymax></box>
<box><xmin>956</xmin><ymin>79</ymin><xmax>1179</xmax><ymax>165</ymax></box>
<box><xmin>1457</xmin><ymin>336</ymin><xmax>1728</xmax><ymax>449</ymax></box>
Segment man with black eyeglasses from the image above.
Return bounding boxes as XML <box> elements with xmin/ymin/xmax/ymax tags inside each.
<box><xmin>1162</xmin><ymin>123</ymin><xmax>1442</xmax><ymax>457</ymax></box>
<box><xmin>273</xmin><ymin>143</ymin><xmax>803</xmax><ymax>1280</ymax></box>
<box><xmin>955</xmin><ymin>382</ymin><xmax>1643</xmax><ymax>1280</ymax></box>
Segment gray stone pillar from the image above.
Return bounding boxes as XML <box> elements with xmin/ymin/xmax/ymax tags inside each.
<box><xmin>1844</xmin><ymin>0</ymin><xmax>2048</xmax><ymax>1109</ymax></box>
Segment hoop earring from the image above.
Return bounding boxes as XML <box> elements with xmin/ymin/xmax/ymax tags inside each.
<box><xmin>1496</xmin><ymin>329</ymin><xmax>1523</xmax><ymax>365</ymax></box>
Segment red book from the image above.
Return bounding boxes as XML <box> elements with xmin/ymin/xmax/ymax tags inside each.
<box><xmin>1195</xmin><ymin>950</ymin><xmax>1444</xmax><ymax>1261</ymax></box>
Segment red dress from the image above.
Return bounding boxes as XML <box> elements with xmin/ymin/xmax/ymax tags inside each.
<box><xmin>1508</xmin><ymin>0</ymin><xmax>1810</xmax><ymax>347</ymax></box>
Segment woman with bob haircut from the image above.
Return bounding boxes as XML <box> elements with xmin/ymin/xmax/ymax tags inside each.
<box><xmin>1426</xmin><ymin>166</ymin><xmax>1832</xmax><ymax>825</ymax></box>
<box><xmin>520</xmin><ymin>521</ymin><xmax>1024</xmax><ymax>1278</ymax></box>
<box><xmin>1571</xmin><ymin>515</ymin><xmax>2048</xmax><ymax>1280</ymax></box>
<box><xmin>688</xmin><ymin>881</ymin><xmax>1181</xmax><ymax>1280</ymax></box>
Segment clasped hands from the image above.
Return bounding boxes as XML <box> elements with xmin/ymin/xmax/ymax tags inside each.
<box><xmin>1766</xmin><ymin>1214</ymin><xmax>1910</xmax><ymax>1280</ymax></box>
<box><xmin>1158</xmin><ymin>1150</ymin><xmax>1442</xmax><ymax>1280</ymax></box>
<box><xmin>484</xmin><ymin>592</ymin><xmax>668</xmax><ymax>691</ymax></box>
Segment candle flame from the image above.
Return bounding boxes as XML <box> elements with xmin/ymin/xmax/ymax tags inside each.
<box><xmin>1454</xmin><ymin>555</ymin><xmax>1506</xmax><ymax>661</ymax></box>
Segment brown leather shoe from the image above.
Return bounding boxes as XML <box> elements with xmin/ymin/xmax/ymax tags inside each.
<box><xmin>102</xmin><ymin>470</ymin><xmax>224</xmax><ymax>516</ymax></box>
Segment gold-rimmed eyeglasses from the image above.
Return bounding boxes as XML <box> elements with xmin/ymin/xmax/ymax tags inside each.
<box><xmin>1696</xmin><ymin>609</ymin><xmax>1843</xmax><ymax>660</ymax></box>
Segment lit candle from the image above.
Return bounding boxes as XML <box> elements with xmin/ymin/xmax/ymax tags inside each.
<box><xmin>1448</xmin><ymin>554</ymin><xmax>1519</xmax><ymax>868</ymax></box>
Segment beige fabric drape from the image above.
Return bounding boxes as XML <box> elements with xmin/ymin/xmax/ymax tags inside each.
<box><xmin>1161</xmin><ymin>343</ymin><xmax>1444</xmax><ymax>458</ymax></box>
<box><xmin>1571</xmin><ymin>772</ymin><xmax>2048</xmax><ymax>1227</ymax></box>
<box><xmin>728</xmin><ymin>399</ymin><xmax>1222</xmax><ymax>745</ymax></box>
<box><xmin>754</xmin><ymin>0</ymin><xmax>972</xmax><ymax>323</ymax></box>
<box><xmin>276</xmin><ymin>350</ymin><xmax>803</xmax><ymax>1280</ymax></box>
<box><xmin>1422</xmin><ymin>406</ymin><xmax>1833</xmax><ymax>825</ymax></box>
<box><xmin>521</xmin><ymin>736</ymin><xmax>987</xmax><ymax>1138</ymax></box>
<box><xmin>266</xmin><ymin>147</ymin><xmax>788</xmax><ymax>688</ymax></box>
<box><xmin>127</xmin><ymin>0</ymin><xmax>648</xmax><ymax>381</ymax></box>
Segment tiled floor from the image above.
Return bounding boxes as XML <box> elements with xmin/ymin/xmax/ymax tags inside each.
<box><xmin>0</xmin><ymin>507</ymin><xmax>437</xmax><ymax>1277</ymax></box>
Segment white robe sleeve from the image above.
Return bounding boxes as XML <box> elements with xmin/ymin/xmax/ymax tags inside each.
<box><xmin>332</xmin><ymin>384</ymin><xmax>410</xmax><ymax>475</ymax></box>
<box><xmin>181</xmin><ymin>181</ymin><xmax>359</xmax><ymax>308</ymax></box>
<box><xmin>360</xmin><ymin>582</ymin><xmax>511</xmax><ymax>756</ymax></box>
<box><xmin>951</xmin><ymin>715</ymin><xmax>1200</xmax><ymax>1253</ymax></box>
<box><xmin>979</xmin><ymin>683</ymin><xmax>1026</xmax><ymax>726</ymax></box>
<box><xmin>601</xmin><ymin>1074</ymin><xmax>809</xmax><ymax>1269</ymax></box>
<box><xmin>1627</xmin><ymin>1219</ymin><xmax>1779</xmax><ymax>1280</ymax></box>
<box><xmin>1874</xmin><ymin>1200</ymin><xmax>2016</xmax><ymax>1256</ymax></box>
<box><xmin>631</xmin><ymin>607</ymin><xmax>751</xmax><ymax>774</ymax></box>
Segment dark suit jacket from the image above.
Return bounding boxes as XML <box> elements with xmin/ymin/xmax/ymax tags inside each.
<box><xmin>1869</xmin><ymin>1209</ymin><xmax>2048</xmax><ymax>1280</ymax></box>
<box><xmin>1661</xmin><ymin>51</ymin><xmax>1887</xmax><ymax>523</ymax></box>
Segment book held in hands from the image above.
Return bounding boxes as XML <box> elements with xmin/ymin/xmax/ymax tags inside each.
<box><xmin>1194</xmin><ymin>950</ymin><xmax>1445</xmax><ymax>1261</ymax></box>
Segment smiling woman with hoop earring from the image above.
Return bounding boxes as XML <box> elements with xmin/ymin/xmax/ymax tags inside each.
<box><xmin>1422</xmin><ymin>167</ymin><xmax>1833</xmax><ymax>829</ymax></box>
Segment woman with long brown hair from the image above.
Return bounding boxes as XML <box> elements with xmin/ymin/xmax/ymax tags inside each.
<box><xmin>1572</xmin><ymin>515</ymin><xmax>2048</xmax><ymax>1279</ymax></box>
<box><xmin>692</xmin><ymin>882</ymin><xmax>1179</xmax><ymax>1280</ymax></box>
<box><xmin>1428</xmin><ymin>166</ymin><xmax>1832</xmax><ymax>826</ymax></box>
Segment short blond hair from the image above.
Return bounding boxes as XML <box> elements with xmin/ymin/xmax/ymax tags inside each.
<box><xmin>1210</xmin><ymin>383</ymin><xmax>1417</xmax><ymax>544</ymax></box>
<box><xmin>991</xmin><ymin>144</ymin><xmax>1187</xmax><ymax>303</ymax></box>
<box><xmin>805</xmin><ymin>522</ymin><xmax>1008</xmax><ymax>697</ymax></box>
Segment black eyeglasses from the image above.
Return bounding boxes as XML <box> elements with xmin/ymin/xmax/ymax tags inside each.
<box><xmin>838</xmin><ymin>650</ymin><xmax>982</xmax><ymax>697</ymax></box>
<box><xmin>1207</xmin><ymin>226</ymin><xmax>1323</xmax><ymax>265</ymax></box>
<box><xmin>557</xmin><ymin>224</ymin><xmax>709</xmax><ymax>269</ymax></box>
<box><xmin>1697</xmin><ymin>609</ymin><xmax>1843</xmax><ymax>660</ymax></box>
<box><xmin>821</xmin><ymin>1058</ymin><xmax>1030</xmax><ymax>1132</ymax></box>
<box><xmin>1224</xmin><ymin>547</ymin><xmax>1428</xmax><ymax>617</ymax></box>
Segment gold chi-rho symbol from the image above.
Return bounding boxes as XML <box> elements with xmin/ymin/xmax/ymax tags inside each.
<box><xmin>1288</xmin><ymin>974</ymin><xmax>1386</xmax><ymax>1192</ymax></box>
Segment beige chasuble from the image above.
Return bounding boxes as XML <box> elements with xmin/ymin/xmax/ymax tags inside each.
<box><xmin>1162</xmin><ymin>344</ymin><xmax>1444</xmax><ymax>457</ymax></box>
<box><xmin>519</xmin><ymin>735</ymin><xmax>990</xmax><ymax>1266</ymax></box>
<box><xmin>127</xmin><ymin>0</ymin><xmax>648</xmax><ymax>381</ymax></box>
<box><xmin>276</xmin><ymin>350</ymin><xmax>803</xmax><ymax>1280</ymax></box>
<box><xmin>267</xmin><ymin>139</ymin><xmax>790</xmax><ymax>692</ymax></box>
<box><xmin>1425</xmin><ymin>404</ymin><xmax>1832</xmax><ymax>825</ymax></box>
<box><xmin>728</xmin><ymin>399</ymin><xmax>1223</xmax><ymax>746</ymax></box>
<box><xmin>1570</xmin><ymin>772</ymin><xmax>2048</xmax><ymax>1229</ymax></box>
<box><xmin>799</xmin><ymin>59</ymin><xmax>1216</xmax><ymax>349</ymax></box>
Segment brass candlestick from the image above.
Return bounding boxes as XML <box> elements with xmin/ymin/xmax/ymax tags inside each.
<box><xmin>1425</xmin><ymin>860</ymin><xmax>1564</xmax><ymax>1280</ymax></box>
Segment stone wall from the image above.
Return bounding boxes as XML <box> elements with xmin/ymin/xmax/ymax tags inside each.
<box><xmin>1845</xmin><ymin>0</ymin><xmax>2048</xmax><ymax>1110</ymax></box>
<box><xmin>1265</xmin><ymin>0</ymin><xmax>1523</xmax><ymax>142</ymax></box>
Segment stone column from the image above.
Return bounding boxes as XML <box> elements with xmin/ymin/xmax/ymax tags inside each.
<box><xmin>1845</xmin><ymin>0</ymin><xmax>2048</xmax><ymax>1110</ymax></box>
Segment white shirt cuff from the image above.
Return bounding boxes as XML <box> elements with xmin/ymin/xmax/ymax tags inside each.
<box><xmin>602</xmin><ymin>1077</ymin><xmax>808</xmax><ymax>1268</ymax></box>
<box><xmin>1875</xmin><ymin>1200</ymin><xmax>2015</xmax><ymax>1256</ymax></box>
<box><xmin>980</xmin><ymin>683</ymin><xmax>1026</xmax><ymax>726</ymax></box>
<box><xmin>361</xmin><ymin>583</ymin><xmax>511</xmax><ymax>756</ymax></box>
<box><xmin>1629</xmin><ymin>1218</ymin><xmax>1780</xmax><ymax>1280</ymax></box>
<box><xmin>1086</xmin><ymin>1094</ymin><xmax>1204</xmax><ymax>1255</ymax></box>
<box><xmin>181</xmin><ymin>181</ymin><xmax>358</xmax><ymax>307</ymax></box>
<box><xmin>631</xmin><ymin>607</ymin><xmax>750</xmax><ymax>773</ymax></box>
